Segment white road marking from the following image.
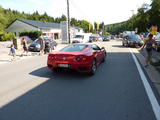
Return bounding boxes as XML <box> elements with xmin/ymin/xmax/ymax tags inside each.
<box><xmin>129</xmin><ymin>48</ymin><xmax>160</xmax><ymax>120</ymax></box>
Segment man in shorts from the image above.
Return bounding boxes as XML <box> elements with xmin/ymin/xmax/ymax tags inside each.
<box><xmin>142</xmin><ymin>34</ymin><xmax>157</xmax><ymax>67</ymax></box>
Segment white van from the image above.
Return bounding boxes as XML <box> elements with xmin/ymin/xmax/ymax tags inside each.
<box><xmin>72</xmin><ymin>33</ymin><xmax>92</xmax><ymax>43</ymax></box>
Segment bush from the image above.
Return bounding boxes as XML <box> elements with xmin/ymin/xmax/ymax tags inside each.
<box><xmin>0</xmin><ymin>32</ymin><xmax>16</xmax><ymax>41</ymax></box>
<box><xmin>19</xmin><ymin>31</ymin><xmax>42</xmax><ymax>40</ymax></box>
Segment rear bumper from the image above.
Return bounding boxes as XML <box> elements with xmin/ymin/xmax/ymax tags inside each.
<box><xmin>47</xmin><ymin>60</ymin><xmax>92</xmax><ymax>73</ymax></box>
<box><xmin>128</xmin><ymin>43</ymin><xmax>143</xmax><ymax>47</ymax></box>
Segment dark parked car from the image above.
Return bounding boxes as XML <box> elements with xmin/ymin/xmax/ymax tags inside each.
<box><xmin>89</xmin><ymin>36</ymin><xmax>96</xmax><ymax>42</ymax></box>
<box><xmin>102</xmin><ymin>36</ymin><xmax>110</xmax><ymax>41</ymax></box>
<box><xmin>154</xmin><ymin>40</ymin><xmax>160</xmax><ymax>52</ymax></box>
<box><xmin>154</xmin><ymin>33</ymin><xmax>160</xmax><ymax>52</ymax></box>
<box><xmin>89</xmin><ymin>36</ymin><xmax>102</xmax><ymax>42</ymax></box>
<box><xmin>111</xmin><ymin>35</ymin><xmax>115</xmax><ymax>39</ymax></box>
<box><xmin>122</xmin><ymin>34</ymin><xmax>144</xmax><ymax>47</ymax></box>
<box><xmin>28</xmin><ymin>36</ymin><xmax>57</xmax><ymax>52</ymax></box>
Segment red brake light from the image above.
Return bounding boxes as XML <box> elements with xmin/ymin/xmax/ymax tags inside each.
<box><xmin>74</xmin><ymin>55</ymin><xmax>87</xmax><ymax>62</ymax></box>
<box><xmin>48</xmin><ymin>54</ymin><xmax>56</xmax><ymax>60</ymax></box>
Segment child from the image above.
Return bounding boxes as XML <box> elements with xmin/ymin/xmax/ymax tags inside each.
<box><xmin>10</xmin><ymin>44</ymin><xmax>16</xmax><ymax>60</ymax></box>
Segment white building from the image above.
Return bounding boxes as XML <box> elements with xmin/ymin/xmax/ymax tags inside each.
<box><xmin>6</xmin><ymin>19</ymin><xmax>83</xmax><ymax>40</ymax></box>
<box><xmin>6</xmin><ymin>19</ymin><xmax>61</xmax><ymax>39</ymax></box>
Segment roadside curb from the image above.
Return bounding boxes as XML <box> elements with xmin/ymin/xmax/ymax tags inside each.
<box><xmin>132</xmin><ymin>48</ymin><xmax>160</xmax><ymax>97</ymax></box>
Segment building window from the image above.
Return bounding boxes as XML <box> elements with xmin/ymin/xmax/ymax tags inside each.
<box><xmin>54</xmin><ymin>33</ymin><xmax>59</xmax><ymax>39</ymax></box>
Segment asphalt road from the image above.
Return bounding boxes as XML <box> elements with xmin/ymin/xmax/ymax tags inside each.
<box><xmin>0</xmin><ymin>40</ymin><xmax>157</xmax><ymax>120</ymax></box>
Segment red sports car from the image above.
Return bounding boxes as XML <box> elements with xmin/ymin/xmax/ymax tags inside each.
<box><xmin>47</xmin><ymin>43</ymin><xmax>106</xmax><ymax>75</ymax></box>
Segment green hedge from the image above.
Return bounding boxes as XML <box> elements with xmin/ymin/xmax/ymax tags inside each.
<box><xmin>0</xmin><ymin>32</ymin><xmax>16</xmax><ymax>41</ymax></box>
<box><xmin>19</xmin><ymin>31</ymin><xmax>42</xmax><ymax>40</ymax></box>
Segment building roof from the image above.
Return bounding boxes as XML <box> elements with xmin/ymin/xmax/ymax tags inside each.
<box><xmin>18</xmin><ymin>19</ymin><xmax>61</xmax><ymax>29</ymax></box>
<box><xmin>7</xmin><ymin>18</ymin><xmax>83</xmax><ymax>31</ymax></box>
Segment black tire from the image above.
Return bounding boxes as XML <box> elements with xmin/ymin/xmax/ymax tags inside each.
<box><xmin>125</xmin><ymin>43</ymin><xmax>129</xmax><ymax>47</ymax></box>
<box><xmin>52</xmin><ymin>68</ymin><xmax>59</xmax><ymax>73</ymax></box>
<box><xmin>90</xmin><ymin>59</ymin><xmax>97</xmax><ymax>75</ymax></box>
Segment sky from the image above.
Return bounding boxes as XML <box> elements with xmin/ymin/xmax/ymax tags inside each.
<box><xmin>0</xmin><ymin>0</ymin><xmax>151</xmax><ymax>24</ymax></box>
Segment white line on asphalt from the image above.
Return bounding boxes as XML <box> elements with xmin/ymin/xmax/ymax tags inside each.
<box><xmin>129</xmin><ymin>48</ymin><xmax>160</xmax><ymax>120</ymax></box>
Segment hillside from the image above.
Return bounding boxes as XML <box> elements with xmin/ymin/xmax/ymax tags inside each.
<box><xmin>0</xmin><ymin>6</ymin><xmax>93</xmax><ymax>33</ymax></box>
<box><xmin>106</xmin><ymin>0</ymin><xmax>160</xmax><ymax>34</ymax></box>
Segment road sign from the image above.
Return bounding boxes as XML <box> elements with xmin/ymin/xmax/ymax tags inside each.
<box><xmin>61</xmin><ymin>21</ymin><xmax>69</xmax><ymax>44</ymax></box>
<box><xmin>151</xmin><ymin>26</ymin><xmax>158</xmax><ymax>35</ymax></box>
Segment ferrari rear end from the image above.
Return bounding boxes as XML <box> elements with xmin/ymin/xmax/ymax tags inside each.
<box><xmin>47</xmin><ymin>53</ymin><xmax>92</xmax><ymax>73</ymax></box>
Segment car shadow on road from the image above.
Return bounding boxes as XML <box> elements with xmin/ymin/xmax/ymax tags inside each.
<box><xmin>0</xmin><ymin>66</ymin><xmax>102</xmax><ymax>120</ymax></box>
<box><xmin>112</xmin><ymin>45</ymin><xmax>125</xmax><ymax>48</ymax></box>
<box><xmin>29</xmin><ymin>66</ymin><xmax>92</xmax><ymax>80</ymax></box>
<box><xmin>112</xmin><ymin>45</ymin><xmax>141</xmax><ymax>48</ymax></box>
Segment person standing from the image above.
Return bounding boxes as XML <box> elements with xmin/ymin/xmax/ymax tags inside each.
<box><xmin>38</xmin><ymin>34</ymin><xmax>45</xmax><ymax>55</ymax></box>
<box><xmin>21</xmin><ymin>37</ymin><xmax>28</xmax><ymax>56</ymax></box>
<box><xmin>142</xmin><ymin>33</ymin><xmax>157</xmax><ymax>67</ymax></box>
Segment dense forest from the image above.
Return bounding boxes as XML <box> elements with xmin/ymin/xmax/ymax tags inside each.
<box><xmin>106</xmin><ymin>0</ymin><xmax>160</xmax><ymax>34</ymax></box>
<box><xmin>0</xmin><ymin>6</ymin><xmax>106</xmax><ymax>34</ymax></box>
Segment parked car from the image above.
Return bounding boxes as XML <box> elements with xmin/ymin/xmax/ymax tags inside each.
<box><xmin>122</xmin><ymin>34</ymin><xmax>144</xmax><ymax>47</ymax></box>
<box><xmin>96</xmin><ymin>36</ymin><xmax>103</xmax><ymax>41</ymax></box>
<box><xmin>72</xmin><ymin>39</ymin><xmax>81</xmax><ymax>43</ymax></box>
<box><xmin>154</xmin><ymin>33</ymin><xmax>160</xmax><ymax>52</ymax></box>
<box><xmin>47</xmin><ymin>43</ymin><xmax>106</xmax><ymax>75</ymax></box>
<box><xmin>89</xmin><ymin>36</ymin><xmax>96</xmax><ymax>42</ymax></box>
<box><xmin>102</xmin><ymin>36</ymin><xmax>110</xmax><ymax>41</ymax></box>
<box><xmin>154</xmin><ymin>40</ymin><xmax>160</xmax><ymax>52</ymax></box>
<box><xmin>72</xmin><ymin>35</ymin><xmax>84</xmax><ymax>43</ymax></box>
<box><xmin>111</xmin><ymin>35</ymin><xmax>115</xmax><ymax>39</ymax></box>
<box><xmin>28</xmin><ymin>36</ymin><xmax>57</xmax><ymax>52</ymax></box>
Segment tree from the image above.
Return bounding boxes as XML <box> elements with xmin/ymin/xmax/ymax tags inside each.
<box><xmin>149</xmin><ymin>0</ymin><xmax>160</xmax><ymax>29</ymax></box>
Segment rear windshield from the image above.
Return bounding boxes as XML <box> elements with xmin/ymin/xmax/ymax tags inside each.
<box><xmin>33</xmin><ymin>39</ymin><xmax>39</xmax><ymax>44</ymax></box>
<box><xmin>128</xmin><ymin>35</ymin><xmax>141</xmax><ymax>40</ymax></box>
<box><xmin>61</xmin><ymin>44</ymin><xmax>88</xmax><ymax>52</ymax></box>
<box><xmin>74</xmin><ymin>35</ymin><xmax>84</xmax><ymax>39</ymax></box>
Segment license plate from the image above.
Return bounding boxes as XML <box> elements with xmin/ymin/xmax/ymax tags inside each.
<box><xmin>58</xmin><ymin>64</ymin><xmax>69</xmax><ymax>68</ymax></box>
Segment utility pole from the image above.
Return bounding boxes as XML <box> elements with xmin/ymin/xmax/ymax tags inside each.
<box><xmin>131</xmin><ymin>10</ymin><xmax>134</xmax><ymax>31</ymax></box>
<box><xmin>131</xmin><ymin>10</ymin><xmax>134</xmax><ymax>16</ymax></box>
<box><xmin>67</xmin><ymin>0</ymin><xmax>71</xmax><ymax>44</ymax></box>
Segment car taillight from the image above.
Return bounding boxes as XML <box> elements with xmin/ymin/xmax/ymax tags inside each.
<box><xmin>74</xmin><ymin>55</ymin><xmax>87</xmax><ymax>62</ymax></box>
<box><xmin>48</xmin><ymin>54</ymin><xmax>56</xmax><ymax>60</ymax></box>
<box><xmin>48</xmin><ymin>54</ymin><xmax>52</xmax><ymax>59</ymax></box>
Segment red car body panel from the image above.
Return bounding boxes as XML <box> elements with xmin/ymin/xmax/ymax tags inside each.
<box><xmin>47</xmin><ymin>43</ymin><xmax>106</xmax><ymax>73</ymax></box>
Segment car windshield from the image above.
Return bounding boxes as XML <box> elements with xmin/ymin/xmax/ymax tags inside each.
<box><xmin>61</xmin><ymin>44</ymin><xmax>88</xmax><ymax>52</ymax></box>
<box><xmin>43</xmin><ymin>37</ymin><xmax>52</xmax><ymax>42</ymax></box>
<box><xmin>155</xmin><ymin>34</ymin><xmax>160</xmax><ymax>40</ymax></box>
<box><xmin>128</xmin><ymin>35</ymin><xmax>141</xmax><ymax>40</ymax></box>
<box><xmin>74</xmin><ymin>35</ymin><xmax>84</xmax><ymax>39</ymax></box>
<box><xmin>33</xmin><ymin>39</ymin><xmax>39</xmax><ymax>44</ymax></box>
